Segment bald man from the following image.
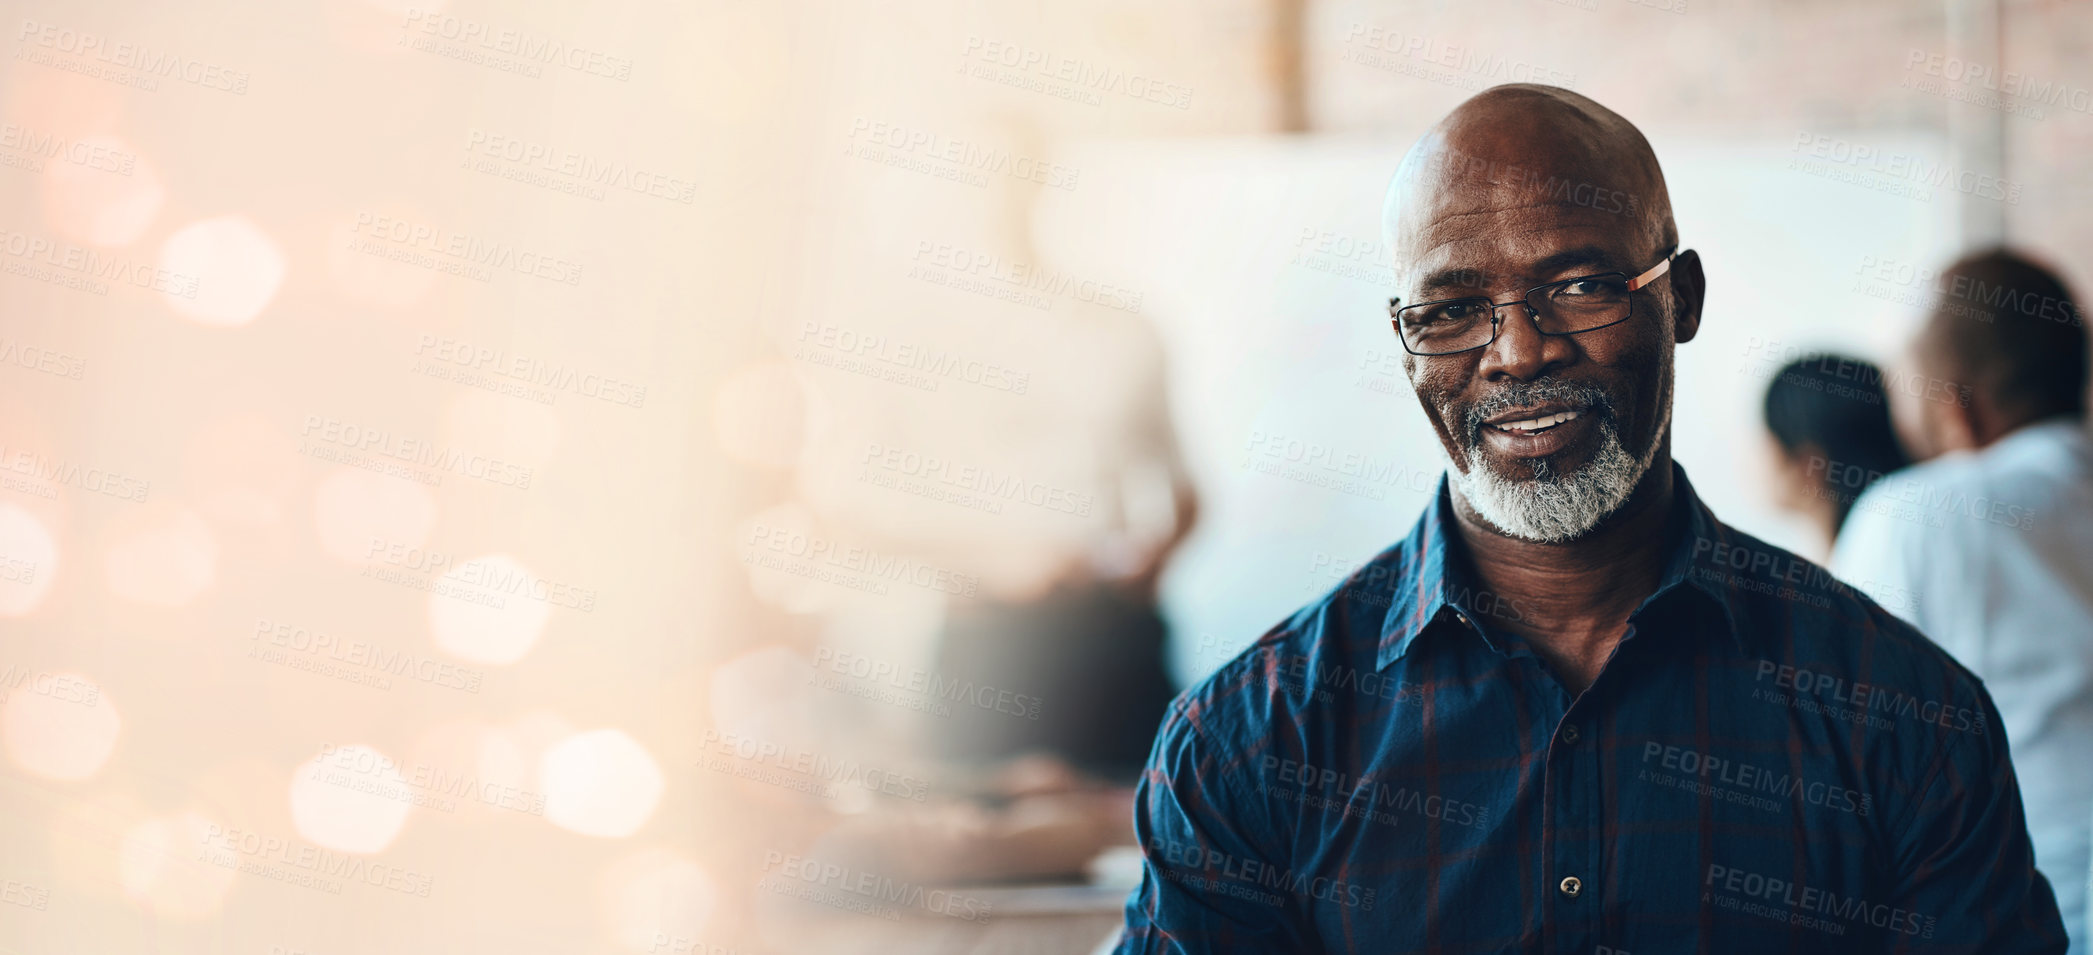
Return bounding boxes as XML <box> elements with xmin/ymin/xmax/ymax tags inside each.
<box><xmin>1114</xmin><ymin>86</ymin><xmax>2064</xmax><ymax>953</ymax></box>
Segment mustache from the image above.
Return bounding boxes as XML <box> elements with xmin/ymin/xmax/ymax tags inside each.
<box><xmin>1459</xmin><ymin>379</ymin><xmax>1615</xmax><ymax>443</ymax></box>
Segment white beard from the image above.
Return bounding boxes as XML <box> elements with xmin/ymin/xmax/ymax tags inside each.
<box><xmin>1442</xmin><ymin>382</ymin><xmax>1668</xmax><ymax>543</ymax></box>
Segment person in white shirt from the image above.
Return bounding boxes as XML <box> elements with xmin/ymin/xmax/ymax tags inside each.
<box><xmin>1832</xmin><ymin>248</ymin><xmax>2093</xmax><ymax>955</ymax></box>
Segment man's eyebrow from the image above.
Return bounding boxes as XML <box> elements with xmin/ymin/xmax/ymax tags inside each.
<box><xmin>1416</xmin><ymin>266</ymin><xmax>1490</xmax><ymax>294</ymax></box>
<box><xmin>1416</xmin><ymin>246</ymin><xmax>1624</xmax><ymax>295</ymax></box>
<box><xmin>1527</xmin><ymin>246</ymin><xmax>1622</xmax><ymax>278</ymax></box>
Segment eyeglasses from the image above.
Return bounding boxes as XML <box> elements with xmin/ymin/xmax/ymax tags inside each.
<box><xmin>1388</xmin><ymin>249</ymin><xmax>1679</xmax><ymax>356</ymax></box>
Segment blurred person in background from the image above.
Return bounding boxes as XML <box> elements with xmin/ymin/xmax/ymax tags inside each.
<box><xmin>1116</xmin><ymin>85</ymin><xmax>2063</xmax><ymax>953</ymax></box>
<box><xmin>1760</xmin><ymin>354</ymin><xmax>1909</xmax><ymax>560</ymax></box>
<box><xmin>1832</xmin><ymin>249</ymin><xmax>2093</xmax><ymax>954</ymax></box>
<box><xmin>800</xmin><ymin>114</ymin><xmax>1201</xmax><ymax>889</ymax></box>
<box><xmin>813</xmin><ymin>309</ymin><xmax>1200</xmax><ymax>888</ymax></box>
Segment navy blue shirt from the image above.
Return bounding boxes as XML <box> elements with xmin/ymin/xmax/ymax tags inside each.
<box><xmin>1118</xmin><ymin>466</ymin><xmax>2064</xmax><ymax>953</ymax></box>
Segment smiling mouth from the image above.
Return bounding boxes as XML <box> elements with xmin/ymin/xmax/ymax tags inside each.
<box><xmin>1487</xmin><ymin>409</ymin><xmax>1581</xmax><ymax>436</ymax></box>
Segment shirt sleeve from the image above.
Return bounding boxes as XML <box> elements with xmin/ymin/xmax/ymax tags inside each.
<box><xmin>1116</xmin><ymin>701</ymin><xmax>1314</xmax><ymax>954</ymax></box>
<box><xmin>1887</xmin><ymin>690</ymin><xmax>2067</xmax><ymax>953</ymax></box>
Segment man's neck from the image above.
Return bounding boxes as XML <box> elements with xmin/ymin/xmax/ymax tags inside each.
<box><xmin>1448</xmin><ymin>457</ymin><xmax>1678</xmax><ymax>695</ymax></box>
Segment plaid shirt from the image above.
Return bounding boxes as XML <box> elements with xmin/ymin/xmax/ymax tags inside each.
<box><xmin>1118</xmin><ymin>465</ymin><xmax>2064</xmax><ymax>953</ymax></box>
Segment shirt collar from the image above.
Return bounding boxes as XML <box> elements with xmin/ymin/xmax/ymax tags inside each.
<box><xmin>1376</xmin><ymin>462</ymin><xmax>1747</xmax><ymax>671</ymax></box>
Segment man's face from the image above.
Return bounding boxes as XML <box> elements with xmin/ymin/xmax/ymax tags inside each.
<box><xmin>1397</xmin><ymin>191</ymin><xmax>1691</xmax><ymax>542</ymax></box>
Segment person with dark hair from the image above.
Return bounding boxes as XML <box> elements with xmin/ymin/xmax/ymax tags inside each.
<box><xmin>1833</xmin><ymin>248</ymin><xmax>2093</xmax><ymax>954</ymax></box>
<box><xmin>1760</xmin><ymin>353</ymin><xmax>1909</xmax><ymax>557</ymax></box>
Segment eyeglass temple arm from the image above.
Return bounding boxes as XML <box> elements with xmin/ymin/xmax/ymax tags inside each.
<box><xmin>1624</xmin><ymin>250</ymin><xmax>1677</xmax><ymax>292</ymax></box>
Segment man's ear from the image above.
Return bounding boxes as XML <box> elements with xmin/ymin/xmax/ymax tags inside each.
<box><xmin>1670</xmin><ymin>248</ymin><xmax>1706</xmax><ymax>344</ymax></box>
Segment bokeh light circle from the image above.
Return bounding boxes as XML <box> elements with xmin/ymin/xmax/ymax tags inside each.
<box><xmin>289</xmin><ymin>743</ymin><xmax>415</xmax><ymax>853</ymax></box>
<box><xmin>0</xmin><ymin>503</ymin><xmax>58</xmax><ymax>616</ymax></box>
<box><xmin>159</xmin><ymin>215</ymin><xmax>287</xmax><ymax>326</ymax></box>
<box><xmin>541</xmin><ymin>729</ymin><xmax>663</xmax><ymax>838</ymax></box>
<box><xmin>427</xmin><ymin>553</ymin><xmax>552</xmax><ymax>664</ymax></box>
<box><xmin>2</xmin><ymin>670</ymin><xmax>120</xmax><ymax>780</ymax></box>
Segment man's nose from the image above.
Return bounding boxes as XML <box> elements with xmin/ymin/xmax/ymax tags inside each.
<box><xmin>1478</xmin><ymin>303</ymin><xmax>1572</xmax><ymax>380</ymax></box>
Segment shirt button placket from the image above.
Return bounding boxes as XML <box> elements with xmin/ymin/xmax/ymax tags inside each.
<box><xmin>1548</xmin><ymin>708</ymin><xmax>1599</xmax><ymax>953</ymax></box>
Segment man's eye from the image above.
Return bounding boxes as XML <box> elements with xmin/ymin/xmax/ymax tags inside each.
<box><xmin>1558</xmin><ymin>278</ymin><xmax>1627</xmax><ymax>297</ymax></box>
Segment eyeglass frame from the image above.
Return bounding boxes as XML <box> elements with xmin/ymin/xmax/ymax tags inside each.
<box><xmin>1386</xmin><ymin>248</ymin><xmax>1681</xmax><ymax>357</ymax></box>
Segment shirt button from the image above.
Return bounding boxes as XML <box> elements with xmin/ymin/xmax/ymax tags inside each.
<box><xmin>1452</xmin><ymin>611</ymin><xmax>1469</xmax><ymax>626</ymax></box>
<box><xmin>1561</xmin><ymin>724</ymin><xmax>1581</xmax><ymax>745</ymax></box>
<box><xmin>1559</xmin><ymin>876</ymin><xmax>1582</xmax><ymax>898</ymax></box>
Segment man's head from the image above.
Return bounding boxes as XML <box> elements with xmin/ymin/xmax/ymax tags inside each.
<box><xmin>1383</xmin><ymin>84</ymin><xmax>1705</xmax><ymax>543</ymax></box>
<box><xmin>1897</xmin><ymin>249</ymin><xmax>2086</xmax><ymax>458</ymax></box>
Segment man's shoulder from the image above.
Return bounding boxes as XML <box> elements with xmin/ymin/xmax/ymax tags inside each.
<box><xmin>1854</xmin><ymin>429</ymin><xmax>2084</xmax><ymax>529</ymax></box>
<box><xmin>1711</xmin><ymin>521</ymin><xmax>1992</xmax><ymax>723</ymax></box>
<box><xmin>1159</xmin><ymin>542</ymin><xmax>1413</xmax><ymax>757</ymax></box>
